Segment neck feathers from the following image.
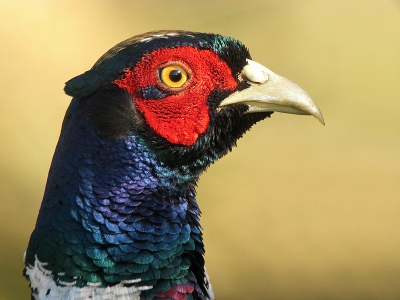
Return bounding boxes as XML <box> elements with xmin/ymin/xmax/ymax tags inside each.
<box><xmin>25</xmin><ymin>98</ymin><xmax>210</xmax><ymax>299</ymax></box>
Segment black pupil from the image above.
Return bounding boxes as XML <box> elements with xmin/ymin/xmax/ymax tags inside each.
<box><xmin>169</xmin><ymin>69</ymin><xmax>182</xmax><ymax>82</ymax></box>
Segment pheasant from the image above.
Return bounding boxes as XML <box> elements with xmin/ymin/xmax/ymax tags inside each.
<box><xmin>24</xmin><ymin>30</ymin><xmax>324</xmax><ymax>300</ymax></box>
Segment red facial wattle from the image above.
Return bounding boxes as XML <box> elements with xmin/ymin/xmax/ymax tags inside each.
<box><xmin>114</xmin><ymin>46</ymin><xmax>238</xmax><ymax>146</ymax></box>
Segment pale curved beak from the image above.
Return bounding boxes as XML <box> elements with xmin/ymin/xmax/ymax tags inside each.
<box><xmin>219</xmin><ymin>59</ymin><xmax>325</xmax><ymax>125</ymax></box>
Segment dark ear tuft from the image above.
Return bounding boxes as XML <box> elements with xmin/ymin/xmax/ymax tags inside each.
<box><xmin>64</xmin><ymin>69</ymin><xmax>100</xmax><ymax>98</ymax></box>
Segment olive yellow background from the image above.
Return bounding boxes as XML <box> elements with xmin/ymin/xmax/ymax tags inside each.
<box><xmin>1</xmin><ymin>1</ymin><xmax>399</xmax><ymax>299</ymax></box>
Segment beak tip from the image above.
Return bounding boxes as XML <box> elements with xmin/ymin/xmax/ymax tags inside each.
<box><xmin>314</xmin><ymin>107</ymin><xmax>325</xmax><ymax>126</ymax></box>
<box><xmin>311</xmin><ymin>107</ymin><xmax>325</xmax><ymax>125</ymax></box>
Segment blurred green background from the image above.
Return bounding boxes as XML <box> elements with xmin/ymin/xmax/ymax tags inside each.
<box><xmin>1</xmin><ymin>1</ymin><xmax>400</xmax><ymax>299</ymax></box>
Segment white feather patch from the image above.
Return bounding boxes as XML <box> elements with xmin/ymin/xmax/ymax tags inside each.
<box><xmin>140</xmin><ymin>32</ymin><xmax>179</xmax><ymax>43</ymax></box>
<box><xmin>25</xmin><ymin>255</ymin><xmax>152</xmax><ymax>300</ymax></box>
<box><xmin>204</xmin><ymin>267</ymin><xmax>214</xmax><ymax>300</ymax></box>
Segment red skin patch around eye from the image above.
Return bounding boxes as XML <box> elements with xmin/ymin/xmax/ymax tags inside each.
<box><xmin>114</xmin><ymin>46</ymin><xmax>238</xmax><ymax>146</ymax></box>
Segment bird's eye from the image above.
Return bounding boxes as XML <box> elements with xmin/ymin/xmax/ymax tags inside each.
<box><xmin>159</xmin><ymin>65</ymin><xmax>188</xmax><ymax>88</ymax></box>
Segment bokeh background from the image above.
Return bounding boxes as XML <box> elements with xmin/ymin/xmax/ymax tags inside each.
<box><xmin>1</xmin><ymin>1</ymin><xmax>399</xmax><ymax>299</ymax></box>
